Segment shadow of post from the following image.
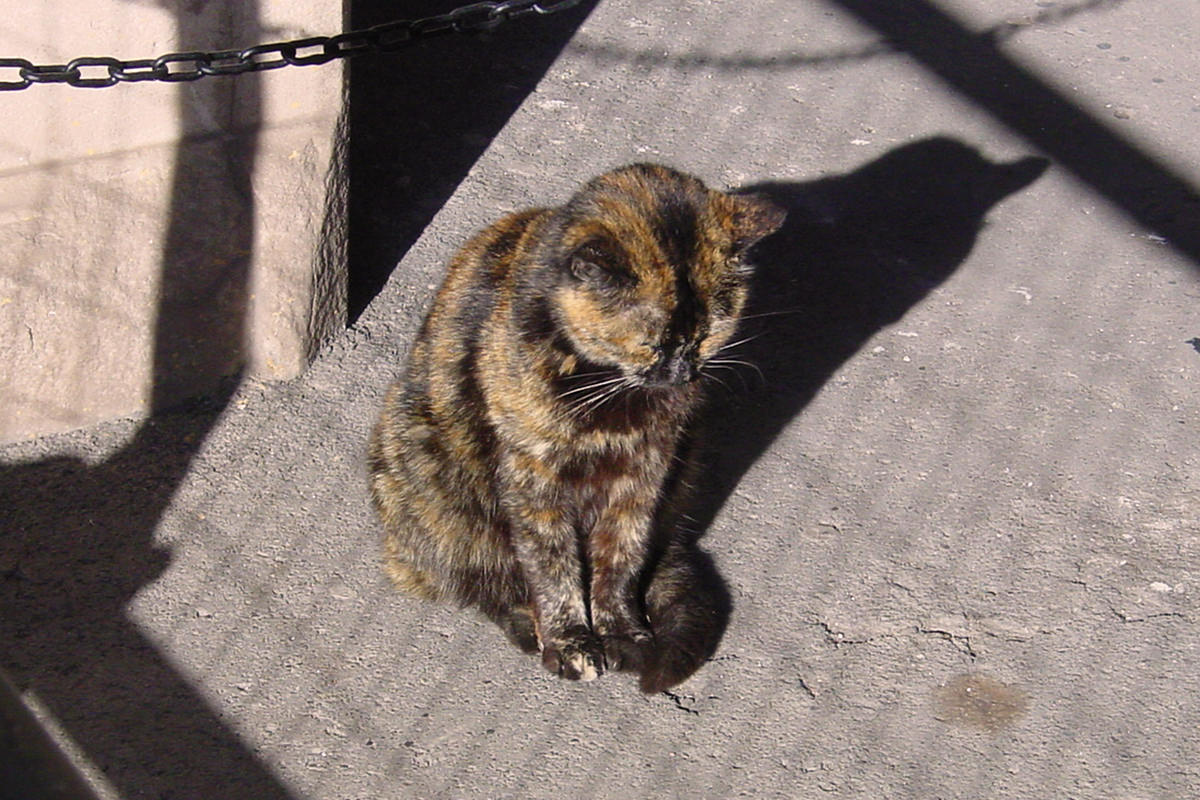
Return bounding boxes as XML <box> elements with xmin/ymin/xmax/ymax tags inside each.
<box><xmin>829</xmin><ymin>0</ymin><xmax>1200</xmax><ymax>270</ymax></box>
<box><xmin>0</xmin><ymin>2</ymin><xmax>297</xmax><ymax>798</ymax></box>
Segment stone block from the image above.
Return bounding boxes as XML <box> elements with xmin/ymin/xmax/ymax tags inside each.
<box><xmin>0</xmin><ymin>0</ymin><xmax>347</xmax><ymax>442</ymax></box>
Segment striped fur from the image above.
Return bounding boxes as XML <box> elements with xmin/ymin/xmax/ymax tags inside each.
<box><xmin>368</xmin><ymin>164</ymin><xmax>784</xmax><ymax>690</ymax></box>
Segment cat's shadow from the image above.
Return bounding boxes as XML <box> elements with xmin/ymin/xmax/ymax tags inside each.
<box><xmin>673</xmin><ymin>137</ymin><xmax>1048</xmax><ymax>637</ymax></box>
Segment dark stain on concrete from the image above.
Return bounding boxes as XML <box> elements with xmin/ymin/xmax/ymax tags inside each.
<box><xmin>933</xmin><ymin>673</ymin><xmax>1029</xmax><ymax>732</ymax></box>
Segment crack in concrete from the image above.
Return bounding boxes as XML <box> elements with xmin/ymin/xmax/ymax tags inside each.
<box><xmin>661</xmin><ymin>690</ymin><xmax>700</xmax><ymax>715</ymax></box>
<box><xmin>811</xmin><ymin>614</ymin><xmax>993</xmax><ymax>661</ymax></box>
<box><xmin>704</xmin><ymin>653</ymin><xmax>741</xmax><ymax>664</ymax></box>
<box><xmin>814</xmin><ymin>620</ymin><xmax>875</xmax><ymax>647</ymax></box>
<box><xmin>915</xmin><ymin>625</ymin><xmax>977</xmax><ymax>659</ymax></box>
<box><xmin>1106</xmin><ymin>603</ymin><xmax>1190</xmax><ymax>624</ymax></box>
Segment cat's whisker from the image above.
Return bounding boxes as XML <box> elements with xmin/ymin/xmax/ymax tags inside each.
<box><xmin>703</xmin><ymin>362</ymin><xmax>750</xmax><ymax>393</ymax></box>
<box><xmin>563</xmin><ymin>391</ymin><xmax>607</xmax><ymax>418</ymax></box>
<box><xmin>559</xmin><ymin>378</ymin><xmax>629</xmax><ymax>402</ymax></box>
<box><xmin>557</xmin><ymin>375</ymin><xmax>628</xmax><ymax>399</ymax></box>
<box><xmin>700</xmin><ymin>371</ymin><xmax>733</xmax><ymax>393</ymax></box>
<box><xmin>717</xmin><ymin>331</ymin><xmax>766</xmax><ymax>352</ymax></box>
<box><xmin>586</xmin><ymin>380</ymin><xmax>633</xmax><ymax>410</ymax></box>
<box><xmin>705</xmin><ymin>356</ymin><xmax>766</xmax><ymax>393</ymax></box>
<box><xmin>737</xmin><ymin>307</ymin><xmax>808</xmax><ymax>321</ymax></box>
<box><xmin>708</xmin><ymin>357</ymin><xmax>765</xmax><ymax>384</ymax></box>
<box><xmin>562</xmin><ymin>376</ymin><xmax>634</xmax><ymax>419</ymax></box>
<box><xmin>560</xmin><ymin>369</ymin><xmax>617</xmax><ymax>382</ymax></box>
<box><xmin>563</xmin><ymin>370</ymin><xmax>625</xmax><ymax>384</ymax></box>
<box><xmin>566</xmin><ymin>390</ymin><xmax>621</xmax><ymax>421</ymax></box>
<box><xmin>570</xmin><ymin>376</ymin><xmax>628</xmax><ymax>403</ymax></box>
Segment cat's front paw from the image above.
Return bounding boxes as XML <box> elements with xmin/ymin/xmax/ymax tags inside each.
<box><xmin>541</xmin><ymin>625</ymin><xmax>605</xmax><ymax>681</ymax></box>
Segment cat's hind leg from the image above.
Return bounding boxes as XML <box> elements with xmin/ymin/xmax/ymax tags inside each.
<box><xmin>488</xmin><ymin>604</ymin><xmax>539</xmax><ymax>654</ymax></box>
<box><xmin>382</xmin><ymin>536</ymin><xmax>443</xmax><ymax>601</ymax></box>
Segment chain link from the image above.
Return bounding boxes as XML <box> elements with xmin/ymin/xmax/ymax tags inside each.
<box><xmin>0</xmin><ymin>0</ymin><xmax>583</xmax><ymax>91</ymax></box>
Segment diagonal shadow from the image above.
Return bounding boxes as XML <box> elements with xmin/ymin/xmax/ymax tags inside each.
<box><xmin>1</xmin><ymin>4</ymin><xmax>599</xmax><ymax>796</ymax></box>
<box><xmin>0</xmin><ymin>3</ymin><xmax>293</xmax><ymax>798</ymax></box>
<box><xmin>565</xmin><ymin>0</ymin><xmax>1127</xmax><ymax>74</ymax></box>
<box><xmin>829</xmin><ymin>0</ymin><xmax>1200</xmax><ymax>270</ymax></box>
<box><xmin>682</xmin><ymin>138</ymin><xmax>1048</xmax><ymax>535</ymax></box>
<box><xmin>347</xmin><ymin>0</ymin><xmax>598</xmax><ymax>322</ymax></box>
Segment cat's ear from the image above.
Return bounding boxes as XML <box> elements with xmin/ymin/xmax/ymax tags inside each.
<box><xmin>728</xmin><ymin>193</ymin><xmax>786</xmax><ymax>251</ymax></box>
<box><xmin>569</xmin><ymin>238</ymin><xmax>634</xmax><ymax>288</ymax></box>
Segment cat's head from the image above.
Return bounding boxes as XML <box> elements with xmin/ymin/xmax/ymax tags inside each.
<box><xmin>546</xmin><ymin>164</ymin><xmax>785</xmax><ymax>388</ymax></box>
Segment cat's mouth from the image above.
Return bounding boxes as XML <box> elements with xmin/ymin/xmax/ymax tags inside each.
<box><xmin>557</xmin><ymin>352</ymin><xmax>700</xmax><ymax>396</ymax></box>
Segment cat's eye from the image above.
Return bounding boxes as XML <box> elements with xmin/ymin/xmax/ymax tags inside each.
<box><xmin>570</xmin><ymin>244</ymin><xmax>635</xmax><ymax>289</ymax></box>
<box><xmin>728</xmin><ymin>252</ymin><xmax>753</xmax><ymax>277</ymax></box>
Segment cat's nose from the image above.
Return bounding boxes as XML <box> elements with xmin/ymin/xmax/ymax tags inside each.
<box><xmin>665</xmin><ymin>355</ymin><xmax>699</xmax><ymax>384</ymax></box>
<box><xmin>648</xmin><ymin>345</ymin><xmax>698</xmax><ymax>385</ymax></box>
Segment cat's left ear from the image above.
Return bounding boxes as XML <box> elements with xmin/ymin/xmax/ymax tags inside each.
<box><xmin>728</xmin><ymin>193</ymin><xmax>787</xmax><ymax>251</ymax></box>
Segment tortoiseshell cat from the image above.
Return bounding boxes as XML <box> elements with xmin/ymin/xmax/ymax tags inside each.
<box><xmin>368</xmin><ymin>164</ymin><xmax>784</xmax><ymax>692</ymax></box>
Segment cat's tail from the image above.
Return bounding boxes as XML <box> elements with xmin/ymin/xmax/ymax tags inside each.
<box><xmin>639</xmin><ymin>540</ymin><xmax>731</xmax><ymax>694</ymax></box>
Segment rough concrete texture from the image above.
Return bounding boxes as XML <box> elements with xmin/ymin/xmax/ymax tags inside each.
<box><xmin>0</xmin><ymin>0</ymin><xmax>346</xmax><ymax>443</ymax></box>
<box><xmin>2</xmin><ymin>0</ymin><xmax>1199</xmax><ymax>798</ymax></box>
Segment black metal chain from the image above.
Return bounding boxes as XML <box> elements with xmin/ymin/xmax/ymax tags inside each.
<box><xmin>0</xmin><ymin>0</ymin><xmax>583</xmax><ymax>91</ymax></box>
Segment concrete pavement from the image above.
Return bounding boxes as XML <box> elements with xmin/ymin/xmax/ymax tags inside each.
<box><xmin>3</xmin><ymin>1</ymin><xmax>1198</xmax><ymax>797</ymax></box>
